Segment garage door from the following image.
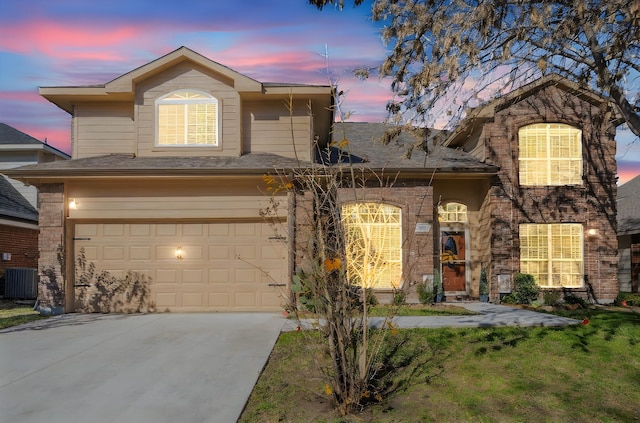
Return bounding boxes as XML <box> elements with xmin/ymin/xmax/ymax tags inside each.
<box><xmin>73</xmin><ymin>222</ymin><xmax>288</xmax><ymax>312</ymax></box>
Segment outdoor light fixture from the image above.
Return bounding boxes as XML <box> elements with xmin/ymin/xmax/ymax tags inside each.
<box><xmin>176</xmin><ymin>247</ymin><xmax>183</xmax><ymax>261</ymax></box>
<box><xmin>69</xmin><ymin>198</ymin><xmax>77</xmax><ymax>209</ymax></box>
<box><xmin>587</xmin><ymin>228</ymin><xmax>598</xmax><ymax>237</ymax></box>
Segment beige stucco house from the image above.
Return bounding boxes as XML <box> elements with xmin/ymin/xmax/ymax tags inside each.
<box><xmin>5</xmin><ymin>47</ymin><xmax>621</xmax><ymax>314</ymax></box>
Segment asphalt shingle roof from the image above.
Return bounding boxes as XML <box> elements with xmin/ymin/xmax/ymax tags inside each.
<box><xmin>0</xmin><ymin>177</ymin><xmax>38</xmax><ymax>222</ymax></box>
<box><xmin>0</xmin><ymin>123</ymin><xmax>44</xmax><ymax>145</ymax></box>
<box><xmin>325</xmin><ymin>122</ymin><xmax>496</xmax><ymax>172</ymax></box>
<box><xmin>5</xmin><ymin>123</ymin><xmax>497</xmax><ymax>178</ymax></box>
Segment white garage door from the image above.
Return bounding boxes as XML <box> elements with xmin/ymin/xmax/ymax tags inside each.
<box><xmin>73</xmin><ymin>222</ymin><xmax>288</xmax><ymax>312</ymax></box>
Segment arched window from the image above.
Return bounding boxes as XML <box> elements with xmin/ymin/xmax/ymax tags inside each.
<box><xmin>519</xmin><ymin>123</ymin><xmax>582</xmax><ymax>186</ymax></box>
<box><xmin>156</xmin><ymin>90</ymin><xmax>219</xmax><ymax>146</ymax></box>
<box><xmin>438</xmin><ymin>202</ymin><xmax>467</xmax><ymax>223</ymax></box>
<box><xmin>342</xmin><ymin>203</ymin><xmax>402</xmax><ymax>289</ymax></box>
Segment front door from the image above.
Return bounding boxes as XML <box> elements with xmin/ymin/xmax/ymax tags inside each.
<box><xmin>441</xmin><ymin>231</ymin><xmax>467</xmax><ymax>292</ymax></box>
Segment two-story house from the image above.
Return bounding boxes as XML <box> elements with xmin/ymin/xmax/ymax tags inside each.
<box><xmin>5</xmin><ymin>47</ymin><xmax>620</xmax><ymax>314</ymax></box>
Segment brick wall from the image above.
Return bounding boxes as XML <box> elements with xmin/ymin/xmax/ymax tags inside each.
<box><xmin>293</xmin><ymin>181</ymin><xmax>434</xmax><ymax>303</ymax></box>
<box><xmin>484</xmin><ymin>85</ymin><xmax>619</xmax><ymax>301</ymax></box>
<box><xmin>0</xmin><ymin>224</ymin><xmax>39</xmax><ymax>272</ymax></box>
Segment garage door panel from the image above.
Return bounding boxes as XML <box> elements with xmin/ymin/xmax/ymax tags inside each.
<box><xmin>81</xmin><ymin>246</ymin><xmax>99</xmax><ymax>260</ymax></box>
<box><xmin>74</xmin><ymin>222</ymin><xmax>287</xmax><ymax>312</ymax></box>
<box><xmin>235</xmin><ymin>292</ymin><xmax>257</xmax><ymax>307</ymax></box>
<box><xmin>209</xmin><ymin>292</ymin><xmax>230</xmax><ymax>306</ymax></box>
<box><xmin>234</xmin><ymin>223</ymin><xmax>257</xmax><ymax>236</ymax></box>
<box><xmin>130</xmin><ymin>224</ymin><xmax>151</xmax><ymax>236</ymax></box>
<box><xmin>76</xmin><ymin>224</ymin><xmax>98</xmax><ymax>237</ymax></box>
<box><xmin>156</xmin><ymin>293</ymin><xmax>177</xmax><ymax>307</ymax></box>
<box><xmin>156</xmin><ymin>269</ymin><xmax>178</xmax><ymax>283</ymax></box>
<box><xmin>236</xmin><ymin>245</ymin><xmax>257</xmax><ymax>259</ymax></box>
<box><xmin>156</xmin><ymin>246</ymin><xmax>178</xmax><ymax>260</ymax></box>
<box><xmin>182</xmin><ymin>293</ymin><xmax>204</xmax><ymax>307</ymax></box>
<box><xmin>103</xmin><ymin>224</ymin><xmax>125</xmax><ymax>237</ymax></box>
<box><xmin>156</xmin><ymin>225</ymin><xmax>177</xmax><ymax>236</ymax></box>
<box><xmin>235</xmin><ymin>268</ymin><xmax>259</xmax><ymax>283</ymax></box>
<box><xmin>130</xmin><ymin>246</ymin><xmax>151</xmax><ymax>260</ymax></box>
<box><xmin>209</xmin><ymin>269</ymin><xmax>229</xmax><ymax>283</ymax></box>
<box><xmin>208</xmin><ymin>224</ymin><xmax>229</xmax><ymax>236</ymax></box>
<box><xmin>261</xmin><ymin>292</ymin><xmax>281</xmax><ymax>307</ymax></box>
<box><xmin>183</xmin><ymin>269</ymin><xmax>204</xmax><ymax>283</ymax></box>
<box><xmin>103</xmin><ymin>246</ymin><xmax>125</xmax><ymax>260</ymax></box>
<box><xmin>209</xmin><ymin>246</ymin><xmax>231</xmax><ymax>259</ymax></box>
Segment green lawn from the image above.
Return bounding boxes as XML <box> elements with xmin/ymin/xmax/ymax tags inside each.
<box><xmin>0</xmin><ymin>300</ymin><xmax>46</xmax><ymax>329</ymax></box>
<box><xmin>240</xmin><ymin>307</ymin><xmax>640</xmax><ymax>422</ymax></box>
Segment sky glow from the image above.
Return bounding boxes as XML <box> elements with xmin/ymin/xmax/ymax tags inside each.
<box><xmin>0</xmin><ymin>0</ymin><xmax>638</xmax><ymax>184</ymax></box>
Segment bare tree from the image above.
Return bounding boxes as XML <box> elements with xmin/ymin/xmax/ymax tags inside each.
<box><xmin>309</xmin><ymin>0</ymin><xmax>640</xmax><ymax>137</ymax></box>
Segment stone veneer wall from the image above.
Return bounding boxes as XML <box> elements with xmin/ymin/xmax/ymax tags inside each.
<box><xmin>37</xmin><ymin>183</ymin><xmax>66</xmax><ymax>312</ymax></box>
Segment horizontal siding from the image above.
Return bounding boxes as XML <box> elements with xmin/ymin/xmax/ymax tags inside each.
<box><xmin>74</xmin><ymin>103</ymin><xmax>135</xmax><ymax>158</ymax></box>
<box><xmin>136</xmin><ymin>63</ymin><xmax>241</xmax><ymax>157</ymax></box>
<box><xmin>67</xmin><ymin>196</ymin><xmax>287</xmax><ymax>220</ymax></box>
<box><xmin>243</xmin><ymin>101</ymin><xmax>312</xmax><ymax>161</ymax></box>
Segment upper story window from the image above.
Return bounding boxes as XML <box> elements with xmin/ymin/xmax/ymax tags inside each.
<box><xmin>518</xmin><ymin>123</ymin><xmax>582</xmax><ymax>186</ymax></box>
<box><xmin>438</xmin><ymin>202</ymin><xmax>467</xmax><ymax>223</ymax></box>
<box><xmin>156</xmin><ymin>90</ymin><xmax>219</xmax><ymax>146</ymax></box>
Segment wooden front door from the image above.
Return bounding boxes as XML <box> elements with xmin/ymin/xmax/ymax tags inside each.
<box><xmin>441</xmin><ymin>231</ymin><xmax>466</xmax><ymax>292</ymax></box>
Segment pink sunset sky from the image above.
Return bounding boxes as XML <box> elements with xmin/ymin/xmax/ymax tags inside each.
<box><xmin>1</xmin><ymin>0</ymin><xmax>639</xmax><ymax>184</ymax></box>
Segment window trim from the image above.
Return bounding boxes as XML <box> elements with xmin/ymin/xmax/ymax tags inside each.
<box><xmin>518</xmin><ymin>123</ymin><xmax>583</xmax><ymax>186</ymax></box>
<box><xmin>519</xmin><ymin>223</ymin><xmax>584</xmax><ymax>288</ymax></box>
<box><xmin>155</xmin><ymin>89</ymin><xmax>221</xmax><ymax>148</ymax></box>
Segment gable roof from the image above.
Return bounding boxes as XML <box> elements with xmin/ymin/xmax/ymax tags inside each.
<box><xmin>0</xmin><ymin>176</ymin><xmax>38</xmax><ymax>223</ymax></box>
<box><xmin>618</xmin><ymin>174</ymin><xmax>640</xmax><ymax>235</ymax></box>
<box><xmin>441</xmin><ymin>74</ymin><xmax>623</xmax><ymax>148</ymax></box>
<box><xmin>0</xmin><ymin>123</ymin><xmax>70</xmax><ymax>158</ymax></box>
<box><xmin>39</xmin><ymin>46</ymin><xmax>332</xmax><ymax>114</ymax></box>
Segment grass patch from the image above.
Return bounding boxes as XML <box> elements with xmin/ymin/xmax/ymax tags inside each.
<box><xmin>377</xmin><ymin>304</ymin><xmax>478</xmax><ymax>317</ymax></box>
<box><xmin>240</xmin><ymin>307</ymin><xmax>640</xmax><ymax>422</ymax></box>
<box><xmin>0</xmin><ymin>300</ymin><xmax>46</xmax><ymax>329</ymax></box>
<box><xmin>290</xmin><ymin>304</ymin><xmax>476</xmax><ymax>319</ymax></box>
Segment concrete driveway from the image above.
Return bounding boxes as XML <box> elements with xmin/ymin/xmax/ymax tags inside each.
<box><xmin>0</xmin><ymin>313</ymin><xmax>285</xmax><ymax>423</ymax></box>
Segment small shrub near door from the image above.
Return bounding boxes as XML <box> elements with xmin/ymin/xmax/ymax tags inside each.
<box><xmin>499</xmin><ymin>272</ymin><xmax>539</xmax><ymax>305</ymax></box>
<box><xmin>417</xmin><ymin>282</ymin><xmax>435</xmax><ymax>304</ymax></box>
<box><xmin>511</xmin><ymin>273</ymin><xmax>540</xmax><ymax>305</ymax></box>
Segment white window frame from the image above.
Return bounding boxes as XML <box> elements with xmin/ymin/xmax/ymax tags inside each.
<box><xmin>155</xmin><ymin>90</ymin><xmax>220</xmax><ymax>147</ymax></box>
<box><xmin>519</xmin><ymin>223</ymin><xmax>584</xmax><ymax>288</ymax></box>
<box><xmin>342</xmin><ymin>202</ymin><xmax>403</xmax><ymax>290</ymax></box>
<box><xmin>518</xmin><ymin>123</ymin><xmax>582</xmax><ymax>186</ymax></box>
<box><xmin>438</xmin><ymin>202</ymin><xmax>468</xmax><ymax>223</ymax></box>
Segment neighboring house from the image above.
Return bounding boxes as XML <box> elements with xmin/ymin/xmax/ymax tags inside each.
<box><xmin>0</xmin><ymin>124</ymin><xmax>69</xmax><ymax>285</ymax></box>
<box><xmin>5</xmin><ymin>47</ymin><xmax>622</xmax><ymax>313</ymax></box>
<box><xmin>0</xmin><ymin>123</ymin><xmax>70</xmax><ymax>208</ymax></box>
<box><xmin>0</xmin><ymin>176</ymin><xmax>39</xmax><ymax>275</ymax></box>
<box><xmin>618</xmin><ymin>174</ymin><xmax>640</xmax><ymax>293</ymax></box>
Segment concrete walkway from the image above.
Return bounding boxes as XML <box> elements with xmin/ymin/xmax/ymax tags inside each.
<box><xmin>282</xmin><ymin>302</ymin><xmax>581</xmax><ymax>331</ymax></box>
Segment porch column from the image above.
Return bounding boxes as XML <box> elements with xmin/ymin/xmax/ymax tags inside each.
<box><xmin>37</xmin><ymin>183</ymin><xmax>65</xmax><ymax>314</ymax></box>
